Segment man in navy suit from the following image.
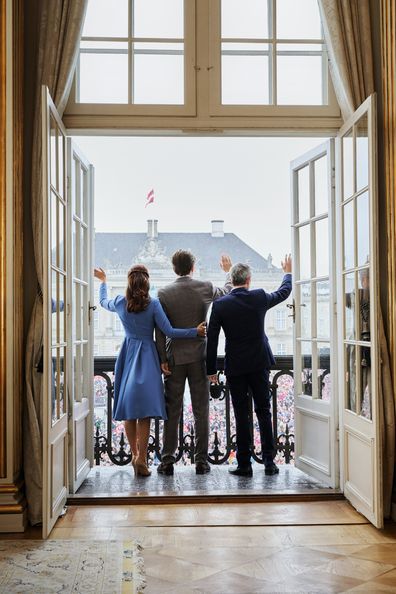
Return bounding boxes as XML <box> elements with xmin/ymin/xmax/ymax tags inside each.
<box><xmin>206</xmin><ymin>256</ymin><xmax>292</xmax><ymax>476</ymax></box>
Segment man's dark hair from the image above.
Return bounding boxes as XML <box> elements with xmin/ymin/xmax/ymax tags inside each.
<box><xmin>172</xmin><ymin>250</ymin><xmax>196</xmax><ymax>276</ymax></box>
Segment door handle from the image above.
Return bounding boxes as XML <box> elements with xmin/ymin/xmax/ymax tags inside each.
<box><xmin>88</xmin><ymin>302</ymin><xmax>97</xmax><ymax>325</ymax></box>
<box><xmin>286</xmin><ymin>302</ymin><xmax>295</xmax><ymax>323</ymax></box>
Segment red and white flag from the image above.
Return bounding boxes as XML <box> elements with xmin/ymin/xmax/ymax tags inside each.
<box><xmin>145</xmin><ymin>189</ymin><xmax>154</xmax><ymax>208</ymax></box>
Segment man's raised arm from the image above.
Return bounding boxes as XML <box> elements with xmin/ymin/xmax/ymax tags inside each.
<box><xmin>212</xmin><ymin>254</ymin><xmax>233</xmax><ymax>299</ymax></box>
<box><xmin>266</xmin><ymin>254</ymin><xmax>292</xmax><ymax>309</ymax></box>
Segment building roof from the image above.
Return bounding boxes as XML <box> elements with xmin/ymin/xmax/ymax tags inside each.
<box><xmin>95</xmin><ymin>230</ymin><xmax>275</xmax><ymax>273</ymax></box>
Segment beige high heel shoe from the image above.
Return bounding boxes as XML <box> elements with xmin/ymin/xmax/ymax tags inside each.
<box><xmin>135</xmin><ymin>461</ymin><xmax>151</xmax><ymax>477</ymax></box>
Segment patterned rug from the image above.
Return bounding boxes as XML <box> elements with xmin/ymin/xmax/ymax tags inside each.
<box><xmin>0</xmin><ymin>540</ymin><xmax>145</xmax><ymax>593</ymax></box>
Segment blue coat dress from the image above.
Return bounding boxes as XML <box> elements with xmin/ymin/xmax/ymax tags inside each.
<box><xmin>99</xmin><ymin>283</ymin><xmax>198</xmax><ymax>420</ymax></box>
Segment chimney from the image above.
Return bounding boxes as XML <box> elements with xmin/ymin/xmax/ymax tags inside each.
<box><xmin>147</xmin><ymin>219</ymin><xmax>155</xmax><ymax>238</ymax></box>
<box><xmin>211</xmin><ymin>220</ymin><xmax>224</xmax><ymax>238</ymax></box>
<box><xmin>153</xmin><ymin>219</ymin><xmax>158</xmax><ymax>238</ymax></box>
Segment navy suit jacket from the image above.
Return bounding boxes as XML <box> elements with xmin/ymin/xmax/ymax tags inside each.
<box><xmin>206</xmin><ymin>274</ymin><xmax>292</xmax><ymax>377</ymax></box>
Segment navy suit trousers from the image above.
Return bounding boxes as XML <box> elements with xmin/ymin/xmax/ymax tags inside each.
<box><xmin>227</xmin><ymin>369</ymin><xmax>275</xmax><ymax>467</ymax></box>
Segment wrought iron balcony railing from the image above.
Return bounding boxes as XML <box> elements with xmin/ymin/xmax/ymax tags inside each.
<box><xmin>93</xmin><ymin>355</ymin><xmax>330</xmax><ymax>467</ymax></box>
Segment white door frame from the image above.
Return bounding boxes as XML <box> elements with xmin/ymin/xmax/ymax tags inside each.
<box><xmin>336</xmin><ymin>94</ymin><xmax>382</xmax><ymax>527</ymax></box>
<box><xmin>291</xmin><ymin>139</ymin><xmax>339</xmax><ymax>488</ymax></box>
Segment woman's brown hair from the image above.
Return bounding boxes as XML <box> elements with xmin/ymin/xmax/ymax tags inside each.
<box><xmin>126</xmin><ymin>265</ymin><xmax>151</xmax><ymax>313</ymax></box>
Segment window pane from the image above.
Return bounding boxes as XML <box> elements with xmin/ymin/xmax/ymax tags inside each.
<box><xmin>134</xmin><ymin>45</ymin><xmax>184</xmax><ymax>104</ymax></box>
<box><xmin>51</xmin><ymin>192</ymin><xmax>57</xmax><ymax>268</ymax></box>
<box><xmin>315</xmin><ymin>217</ymin><xmax>329</xmax><ymax>278</ymax></box>
<box><xmin>316</xmin><ymin>281</ymin><xmax>330</xmax><ymax>339</ymax></box>
<box><xmin>344</xmin><ymin>273</ymin><xmax>355</xmax><ymax>340</ymax></box>
<box><xmin>50</xmin><ymin>116</ymin><xmax>57</xmax><ymax>189</ymax></box>
<box><xmin>298</xmin><ymin>165</ymin><xmax>310</xmax><ymax>222</ymax></box>
<box><xmin>356</xmin><ymin>114</ymin><xmax>369</xmax><ymax>191</ymax></box>
<box><xmin>357</xmin><ymin>268</ymin><xmax>370</xmax><ymax>343</ymax></box>
<box><xmin>343</xmin><ymin>200</ymin><xmax>354</xmax><ymax>270</ymax></box>
<box><xmin>343</xmin><ymin>129</ymin><xmax>354</xmax><ymax>200</ymax></box>
<box><xmin>58</xmin><ymin>132</ymin><xmax>64</xmax><ymax>197</ymax></box>
<box><xmin>359</xmin><ymin>345</ymin><xmax>371</xmax><ymax>420</ymax></box>
<box><xmin>299</xmin><ymin>224</ymin><xmax>311</xmax><ymax>280</ymax></box>
<box><xmin>83</xmin><ymin>0</ymin><xmax>128</xmax><ymax>37</ymax></box>
<box><xmin>301</xmin><ymin>341</ymin><xmax>312</xmax><ymax>397</ymax></box>
<box><xmin>59</xmin><ymin>274</ymin><xmax>65</xmax><ymax>344</ymax></box>
<box><xmin>81</xmin><ymin>166</ymin><xmax>89</xmax><ymax>224</ymax></box>
<box><xmin>222</xmin><ymin>44</ymin><xmax>269</xmax><ymax>104</ymax></box>
<box><xmin>51</xmin><ymin>271</ymin><xmax>58</xmax><ymax>347</ymax></box>
<box><xmin>345</xmin><ymin>343</ymin><xmax>356</xmax><ymax>412</ymax></box>
<box><xmin>300</xmin><ymin>282</ymin><xmax>311</xmax><ymax>339</ymax></box>
<box><xmin>314</xmin><ymin>155</ymin><xmax>328</xmax><ymax>216</ymax></box>
<box><xmin>59</xmin><ymin>201</ymin><xmax>65</xmax><ymax>272</ymax></box>
<box><xmin>277</xmin><ymin>0</ymin><xmax>322</xmax><ymax>39</ymax></box>
<box><xmin>79</xmin><ymin>52</ymin><xmax>128</xmax><ymax>103</ymax></box>
<box><xmin>317</xmin><ymin>342</ymin><xmax>331</xmax><ymax>401</ymax></box>
<box><xmin>51</xmin><ymin>348</ymin><xmax>59</xmax><ymax>424</ymax></box>
<box><xmin>357</xmin><ymin>191</ymin><xmax>369</xmax><ymax>268</ymax></box>
<box><xmin>134</xmin><ymin>0</ymin><xmax>184</xmax><ymax>38</ymax></box>
<box><xmin>74</xmin><ymin>222</ymin><xmax>81</xmax><ymax>279</ymax></box>
<box><xmin>221</xmin><ymin>0</ymin><xmax>269</xmax><ymax>38</ymax></box>
<box><xmin>277</xmin><ymin>51</ymin><xmax>323</xmax><ymax>105</ymax></box>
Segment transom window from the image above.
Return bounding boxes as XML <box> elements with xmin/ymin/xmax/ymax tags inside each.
<box><xmin>77</xmin><ymin>0</ymin><xmax>186</xmax><ymax>105</ymax></box>
<box><xmin>217</xmin><ymin>0</ymin><xmax>327</xmax><ymax>106</ymax></box>
<box><xmin>65</xmin><ymin>0</ymin><xmax>340</xmax><ymax>125</ymax></box>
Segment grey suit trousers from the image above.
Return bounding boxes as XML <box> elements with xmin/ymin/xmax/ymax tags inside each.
<box><xmin>162</xmin><ymin>359</ymin><xmax>209</xmax><ymax>464</ymax></box>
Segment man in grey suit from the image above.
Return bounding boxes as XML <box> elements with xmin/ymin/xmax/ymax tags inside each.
<box><xmin>155</xmin><ymin>250</ymin><xmax>232</xmax><ymax>475</ymax></box>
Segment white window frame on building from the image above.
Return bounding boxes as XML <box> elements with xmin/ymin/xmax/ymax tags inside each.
<box><xmin>64</xmin><ymin>0</ymin><xmax>341</xmax><ymax>131</ymax></box>
<box><xmin>276</xmin><ymin>342</ymin><xmax>287</xmax><ymax>355</ymax></box>
<box><xmin>275</xmin><ymin>308</ymin><xmax>287</xmax><ymax>331</ymax></box>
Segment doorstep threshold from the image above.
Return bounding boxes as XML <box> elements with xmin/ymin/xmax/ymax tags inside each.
<box><xmin>67</xmin><ymin>490</ymin><xmax>344</xmax><ymax>505</ymax></box>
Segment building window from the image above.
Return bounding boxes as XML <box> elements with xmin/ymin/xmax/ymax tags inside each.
<box><xmin>275</xmin><ymin>308</ymin><xmax>286</xmax><ymax>331</ymax></box>
<box><xmin>276</xmin><ymin>343</ymin><xmax>287</xmax><ymax>355</ymax></box>
<box><xmin>114</xmin><ymin>316</ymin><xmax>123</xmax><ymax>334</ymax></box>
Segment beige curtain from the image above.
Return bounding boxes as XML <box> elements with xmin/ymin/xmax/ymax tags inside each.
<box><xmin>24</xmin><ymin>0</ymin><xmax>87</xmax><ymax>526</ymax></box>
<box><xmin>318</xmin><ymin>0</ymin><xmax>375</xmax><ymax>119</ymax></box>
<box><xmin>319</xmin><ymin>0</ymin><xmax>395</xmax><ymax>518</ymax></box>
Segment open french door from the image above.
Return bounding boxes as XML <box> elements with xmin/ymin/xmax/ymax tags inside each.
<box><xmin>291</xmin><ymin>140</ymin><xmax>338</xmax><ymax>488</ymax></box>
<box><xmin>291</xmin><ymin>94</ymin><xmax>382</xmax><ymax>526</ymax></box>
<box><xmin>67</xmin><ymin>140</ymin><xmax>95</xmax><ymax>493</ymax></box>
<box><xmin>336</xmin><ymin>95</ymin><xmax>382</xmax><ymax>527</ymax></box>
<box><xmin>42</xmin><ymin>87</ymin><xmax>94</xmax><ymax>536</ymax></box>
<box><xmin>42</xmin><ymin>88</ymin><xmax>69</xmax><ymax>537</ymax></box>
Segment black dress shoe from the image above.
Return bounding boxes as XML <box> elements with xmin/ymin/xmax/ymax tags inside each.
<box><xmin>229</xmin><ymin>465</ymin><xmax>253</xmax><ymax>477</ymax></box>
<box><xmin>195</xmin><ymin>461</ymin><xmax>211</xmax><ymax>474</ymax></box>
<box><xmin>157</xmin><ymin>461</ymin><xmax>174</xmax><ymax>475</ymax></box>
<box><xmin>264</xmin><ymin>461</ymin><xmax>279</xmax><ymax>475</ymax></box>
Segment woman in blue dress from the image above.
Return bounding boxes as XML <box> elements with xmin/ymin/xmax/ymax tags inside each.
<box><xmin>94</xmin><ymin>264</ymin><xmax>206</xmax><ymax>477</ymax></box>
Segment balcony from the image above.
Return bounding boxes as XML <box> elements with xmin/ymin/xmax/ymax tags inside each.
<box><xmin>69</xmin><ymin>355</ymin><xmax>335</xmax><ymax>500</ymax></box>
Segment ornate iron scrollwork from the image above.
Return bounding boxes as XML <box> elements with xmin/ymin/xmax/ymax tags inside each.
<box><xmin>93</xmin><ymin>355</ymin><xmax>327</xmax><ymax>467</ymax></box>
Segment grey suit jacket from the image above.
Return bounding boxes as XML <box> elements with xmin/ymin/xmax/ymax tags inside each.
<box><xmin>155</xmin><ymin>275</ymin><xmax>232</xmax><ymax>366</ymax></box>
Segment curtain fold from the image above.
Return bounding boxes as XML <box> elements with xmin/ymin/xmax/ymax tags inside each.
<box><xmin>24</xmin><ymin>0</ymin><xmax>87</xmax><ymax>526</ymax></box>
<box><xmin>318</xmin><ymin>0</ymin><xmax>375</xmax><ymax>119</ymax></box>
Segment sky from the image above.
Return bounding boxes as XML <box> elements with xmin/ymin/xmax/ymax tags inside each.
<box><xmin>74</xmin><ymin>136</ymin><xmax>324</xmax><ymax>264</ymax></box>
